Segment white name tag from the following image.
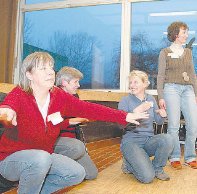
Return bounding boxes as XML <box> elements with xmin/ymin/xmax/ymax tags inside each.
<box><xmin>145</xmin><ymin>101</ymin><xmax>153</xmax><ymax>108</ymax></box>
<box><xmin>47</xmin><ymin>112</ymin><xmax>63</xmax><ymax>125</ymax></box>
<box><xmin>149</xmin><ymin>101</ymin><xmax>154</xmax><ymax>108</ymax></box>
<box><xmin>167</xmin><ymin>53</ymin><xmax>179</xmax><ymax>58</ymax></box>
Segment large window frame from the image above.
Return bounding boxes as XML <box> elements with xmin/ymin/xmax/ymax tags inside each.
<box><xmin>14</xmin><ymin>0</ymin><xmax>158</xmax><ymax>93</ymax></box>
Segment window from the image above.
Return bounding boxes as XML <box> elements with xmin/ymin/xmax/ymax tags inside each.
<box><xmin>16</xmin><ymin>0</ymin><xmax>197</xmax><ymax>91</ymax></box>
<box><xmin>23</xmin><ymin>4</ymin><xmax>121</xmax><ymax>89</ymax></box>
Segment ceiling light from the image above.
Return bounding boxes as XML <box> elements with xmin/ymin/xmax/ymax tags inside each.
<box><xmin>150</xmin><ymin>11</ymin><xmax>197</xmax><ymax>17</ymax></box>
<box><xmin>163</xmin><ymin>31</ymin><xmax>196</xmax><ymax>35</ymax></box>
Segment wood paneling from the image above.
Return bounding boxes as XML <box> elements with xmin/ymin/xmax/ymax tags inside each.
<box><xmin>0</xmin><ymin>83</ymin><xmax>15</xmax><ymax>94</ymax></box>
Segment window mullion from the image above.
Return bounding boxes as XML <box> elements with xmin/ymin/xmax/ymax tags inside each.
<box><xmin>14</xmin><ymin>0</ymin><xmax>25</xmax><ymax>84</ymax></box>
<box><xmin>120</xmin><ymin>0</ymin><xmax>131</xmax><ymax>92</ymax></box>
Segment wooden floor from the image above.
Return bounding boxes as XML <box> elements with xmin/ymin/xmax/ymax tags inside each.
<box><xmin>67</xmin><ymin>159</ymin><xmax>197</xmax><ymax>194</ymax></box>
<box><xmin>4</xmin><ymin>138</ymin><xmax>197</xmax><ymax>194</ymax></box>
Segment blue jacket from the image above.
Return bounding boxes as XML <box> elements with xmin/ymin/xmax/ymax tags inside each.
<box><xmin>118</xmin><ymin>93</ymin><xmax>164</xmax><ymax>139</ymax></box>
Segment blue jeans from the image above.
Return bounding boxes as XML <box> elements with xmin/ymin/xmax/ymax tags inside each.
<box><xmin>54</xmin><ymin>137</ymin><xmax>98</xmax><ymax>180</ymax></box>
<box><xmin>0</xmin><ymin>150</ymin><xmax>85</xmax><ymax>194</ymax></box>
<box><xmin>121</xmin><ymin>134</ymin><xmax>173</xmax><ymax>183</ymax></box>
<box><xmin>164</xmin><ymin>83</ymin><xmax>197</xmax><ymax>162</ymax></box>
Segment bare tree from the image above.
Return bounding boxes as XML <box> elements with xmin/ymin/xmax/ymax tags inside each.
<box><xmin>23</xmin><ymin>17</ymin><xmax>33</xmax><ymax>43</ymax></box>
<box><xmin>49</xmin><ymin>31</ymin><xmax>98</xmax><ymax>73</ymax></box>
<box><xmin>110</xmin><ymin>32</ymin><xmax>161</xmax><ymax>89</ymax></box>
<box><xmin>131</xmin><ymin>31</ymin><xmax>161</xmax><ymax>89</ymax></box>
<box><xmin>192</xmin><ymin>47</ymin><xmax>197</xmax><ymax>73</ymax></box>
<box><xmin>160</xmin><ymin>36</ymin><xmax>171</xmax><ymax>49</ymax></box>
<box><xmin>110</xmin><ymin>43</ymin><xmax>121</xmax><ymax>88</ymax></box>
<box><xmin>131</xmin><ymin>32</ymin><xmax>158</xmax><ymax>73</ymax></box>
<box><xmin>23</xmin><ymin>17</ymin><xmax>42</xmax><ymax>48</ymax></box>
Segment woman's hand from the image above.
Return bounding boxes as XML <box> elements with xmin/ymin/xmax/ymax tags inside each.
<box><xmin>0</xmin><ymin>108</ymin><xmax>17</xmax><ymax>126</ymax></box>
<box><xmin>159</xmin><ymin>99</ymin><xmax>166</xmax><ymax>109</ymax></box>
<box><xmin>133</xmin><ymin>101</ymin><xmax>153</xmax><ymax>113</ymax></box>
<box><xmin>126</xmin><ymin>112</ymin><xmax>149</xmax><ymax>125</ymax></box>
<box><xmin>155</xmin><ymin>109</ymin><xmax>167</xmax><ymax>118</ymax></box>
<box><xmin>69</xmin><ymin>117</ymin><xmax>89</xmax><ymax>125</ymax></box>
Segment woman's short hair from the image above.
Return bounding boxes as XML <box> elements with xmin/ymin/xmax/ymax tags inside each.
<box><xmin>129</xmin><ymin>70</ymin><xmax>150</xmax><ymax>87</ymax></box>
<box><xmin>167</xmin><ymin>21</ymin><xmax>188</xmax><ymax>42</ymax></box>
<box><xmin>19</xmin><ymin>52</ymin><xmax>54</xmax><ymax>93</ymax></box>
<box><xmin>56</xmin><ymin>66</ymin><xmax>83</xmax><ymax>87</ymax></box>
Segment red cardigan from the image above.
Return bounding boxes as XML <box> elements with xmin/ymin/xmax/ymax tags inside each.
<box><xmin>0</xmin><ymin>86</ymin><xmax>127</xmax><ymax>160</ymax></box>
<box><xmin>60</xmin><ymin>93</ymin><xmax>80</xmax><ymax>138</ymax></box>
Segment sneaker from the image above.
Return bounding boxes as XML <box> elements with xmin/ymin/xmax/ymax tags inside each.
<box><xmin>155</xmin><ymin>172</ymin><xmax>170</xmax><ymax>181</ymax></box>
<box><xmin>184</xmin><ymin>161</ymin><xmax>197</xmax><ymax>169</ymax></box>
<box><xmin>170</xmin><ymin>161</ymin><xmax>182</xmax><ymax>170</ymax></box>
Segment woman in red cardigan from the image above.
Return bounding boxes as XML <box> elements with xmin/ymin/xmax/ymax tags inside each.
<box><xmin>0</xmin><ymin>52</ymin><xmax>148</xmax><ymax>194</ymax></box>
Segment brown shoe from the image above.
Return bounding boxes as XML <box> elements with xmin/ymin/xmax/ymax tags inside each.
<box><xmin>185</xmin><ymin>161</ymin><xmax>197</xmax><ymax>169</ymax></box>
<box><xmin>171</xmin><ymin>161</ymin><xmax>182</xmax><ymax>169</ymax></box>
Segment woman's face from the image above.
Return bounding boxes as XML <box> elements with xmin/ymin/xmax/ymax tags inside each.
<box><xmin>129</xmin><ymin>76</ymin><xmax>146</xmax><ymax>96</ymax></box>
<box><xmin>62</xmin><ymin>78</ymin><xmax>80</xmax><ymax>95</ymax></box>
<box><xmin>175</xmin><ymin>27</ymin><xmax>189</xmax><ymax>44</ymax></box>
<box><xmin>26</xmin><ymin>61</ymin><xmax>55</xmax><ymax>90</ymax></box>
